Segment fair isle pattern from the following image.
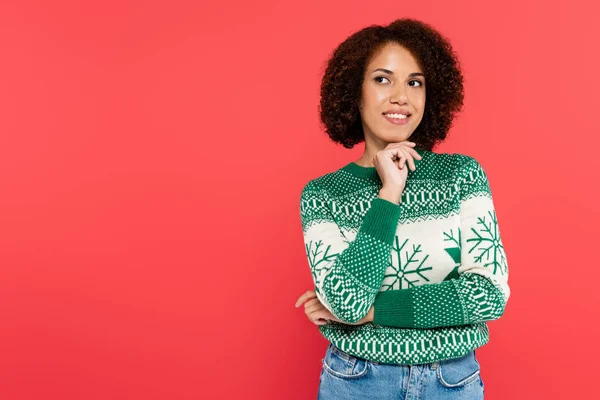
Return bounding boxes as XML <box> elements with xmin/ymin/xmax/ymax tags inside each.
<box><xmin>318</xmin><ymin>321</ymin><xmax>490</xmax><ymax>365</ymax></box>
<box><xmin>319</xmin><ymin>231</ymin><xmax>391</xmax><ymax>322</ymax></box>
<box><xmin>299</xmin><ymin>149</ymin><xmax>510</xmax><ymax>365</ymax></box>
<box><xmin>301</xmin><ymin>190</ymin><xmax>402</xmax><ymax>323</ymax></box>
<box><xmin>451</xmin><ymin>273</ymin><xmax>506</xmax><ymax>323</ymax></box>
<box><xmin>333</xmin><ymin>175</ymin><xmax>463</xmax><ymax>226</ymax></box>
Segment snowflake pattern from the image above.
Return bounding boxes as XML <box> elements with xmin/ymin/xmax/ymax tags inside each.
<box><xmin>305</xmin><ymin>239</ymin><xmax>340</xmax><ymax>288</ymax></box>
<box><xmin>442</xmin><ymin>228</ymin><xmax>462</xmax><ymax>281</ymax></box>
<box><xmin>466</xmin><ymin>210</ymin><xmax>507</xmax><ymax>275</ymax></box>
<box><xmin>381</xmin><ymin>236</ymin><xmax>433</xmax><ymax>290</ymax></box>
<box><xmin>296</xmin><ymin>151</ymin><xmax>510</xmax><ymax>365</ymax></box>
<box><xmin>443</xmin><ymin>228</ymin><xmax>462</xmax><ymax>253</ymax></box>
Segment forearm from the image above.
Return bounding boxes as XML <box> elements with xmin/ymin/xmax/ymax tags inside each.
<box><xmin>303</xmin><ymin>187</ymin><xmax>402</xmax><ymax>325</ymax></box>
<box><xmin>371</xmin><ymin>273</ymin><xmax>508</xmax><ymax>329</ymax></box>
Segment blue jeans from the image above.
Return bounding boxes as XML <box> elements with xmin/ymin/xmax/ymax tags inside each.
<box><xmin>317</xmin><ymin>342</ymin><xmax>484</xmax><ymax>399</ymax></box>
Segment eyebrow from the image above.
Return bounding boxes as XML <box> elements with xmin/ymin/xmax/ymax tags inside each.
<box><xmin>371</xmin><ymin>68</ymin><xmax>425</xmax><ymax>78</ymax></box>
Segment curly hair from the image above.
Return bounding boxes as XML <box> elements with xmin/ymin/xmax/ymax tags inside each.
<box><xmin>318</xmin><ymin>18</ymin><xmax>465</xmax><ymax>151</ymax></box>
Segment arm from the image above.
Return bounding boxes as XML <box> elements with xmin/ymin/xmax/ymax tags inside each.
<box><xmin>372</xmin><ymin>157</ymin><xmax>510</xmax><ymax>328</ymax></box>
<box><xmin>300</xmin><ymin>180</ymin><xmax>401</xmax><ymax>324</ymax></box>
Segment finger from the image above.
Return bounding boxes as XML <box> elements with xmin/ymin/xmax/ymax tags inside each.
<box><xmin>397</xmin><ymin>142</ymin><xmax>420</xmax><ymax>162</ymax></box>
<box><xmin>401</xmin><ymin>162</ymin><xmax>409</xmax><ymax>175</ymax></box>
<box><xmin>407</xmin><ymin>152</ymin><xmax>416</xmax><ymax>171</ymax></box>
<box><xmin>397</xmin><ymin>148</ymin><xmax>409</xmax><ymax>170</ymax></box>
<box><xmin>310</xmin><ymin>310</ymin><xmax>335</xmax><ymax>324</ymax></box>
<box><xmin>304</xmin><ymin>301</ymin><xmax>323</xmax><ymax>314</ymax></box>
<box><xmin>398</xmin><ymin>156</ymin><xmax>406</xmax><ymax>169</ymax></box>
<box><xmin>409</xmin><ymin>147</ymin><xmax>422</xmax><ymax>160</ymax></box>
<box><xmin>395</xmin><ymin>158</ymin><xmax>402</xmax><ymax>169</ymax></box>
<box><xmin>391</xmin><ymin>147</ymin><xmax>411</xmax><ymax>170</ymax></box>
<box><xmin>303</xmin><ymin>298</ymin><xmax>320</xmax><ymax>309</ymax></box>
<box><xmin>295</xmin><ymin>290</ymin><xmax>317</xmax><ymax>307</ymax></box>
<box><xmin>398</xmin><ymin>147</ymin><xmax>416</xmax><ymax>171</ymax></box>
<box><xmin>389</xmin><ymin>141</ymin><xmax>414</xmax><ymax>150</ymax></box>
<box><xmin>404</xmin><ymin>146</ymin><xmax>422</xmax><ymax>161</ymax></box>
<box><xmin>295</xmin><ymin>293</ymin><xmax>307</xmax><ymax>308</ymax></box>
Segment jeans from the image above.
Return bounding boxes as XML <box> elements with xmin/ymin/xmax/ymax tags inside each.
<box><xmin>317</xmin><ymin>342</ymin><xmax>484</xmax><ymax>399</ymax></box>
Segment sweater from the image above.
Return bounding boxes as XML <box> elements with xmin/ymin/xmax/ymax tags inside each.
<box><xmin>299</xmin><ymin>147</ymin><xmax>510</xmax><ymax>365</ymax></box>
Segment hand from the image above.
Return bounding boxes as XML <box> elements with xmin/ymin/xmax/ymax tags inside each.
<box><xmin>387</xmin><ymin>141</ymin><xmax>421</xmax><ymax>172</ymax></box>
<box><xmin>373</xmin><ymin>141</ymin><xmax>422</xmax><ymax>190</ymax></box>
<box><xmin>295</xmin><ymin>289</ymin><xmax>341</xmax><ymax>325</ymax></box>
<box><xmin>295</xmin><ymin>289</ymin><xmax>374</xmax><ymax>326</ymax></box>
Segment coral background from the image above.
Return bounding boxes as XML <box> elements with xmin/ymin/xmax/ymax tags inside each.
<box><xmin>0</xmin><ymin>1</ymin><xmax>598</xmax><ymax>398</ymax></box>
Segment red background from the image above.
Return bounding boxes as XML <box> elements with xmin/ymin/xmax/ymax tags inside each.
<box><xmin>0</xmin><ymin>1</ymin><xmax>598</xmax><ymax>399</ymax></box>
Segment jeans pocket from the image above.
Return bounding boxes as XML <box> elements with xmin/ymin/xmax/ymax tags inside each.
<box><xmin>322</xmin><ymin>343</ymin><xmax>369</xmax><ymax>380</ymax></box>
<box><xmin>436</xmin><ymin>351</ymin><xmax>481</xmax><ymax>388</ymax></box>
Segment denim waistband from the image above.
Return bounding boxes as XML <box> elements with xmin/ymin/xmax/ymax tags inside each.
<box><xmin>327</xmin><ymin>342</ymin><xmax>475</xmax><ymax>370</ymax></box>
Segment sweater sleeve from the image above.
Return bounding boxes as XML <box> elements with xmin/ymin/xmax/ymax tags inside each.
<box><xmin>300</xmin><ymin>180</ymin><xmax>401</xmax><ymax>324</ymax></box>
<box><xmin>372</xmin><ymin>157</ymin><xmax>510</xmax><ymax>328</ymax></box>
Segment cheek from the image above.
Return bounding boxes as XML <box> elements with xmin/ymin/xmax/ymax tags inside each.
<box><xmin>415</xmin><ymin>92</ymin><xmax>426</xmax><ymax>110</ymax></box>
<box><xmin>364</xmin><ymin>96</ymin><xmax>382</xmax><ymax>110</ymax></box>
<box><xmin>364</xmin><ymin>95</ymin><xmax>385</xmax><ymax>116</ymax></box>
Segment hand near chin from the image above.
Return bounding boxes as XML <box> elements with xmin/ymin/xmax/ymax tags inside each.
<box><xmin>372</xmin><ymin>140</ymin><xmax>422</xmax><ymax>191</ymax></box>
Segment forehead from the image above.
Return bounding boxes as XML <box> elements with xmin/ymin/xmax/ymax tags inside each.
<box><xmin>366</xmin><ymin>42</ymin><xmax>423</xmax><ymax>73</ymax></box>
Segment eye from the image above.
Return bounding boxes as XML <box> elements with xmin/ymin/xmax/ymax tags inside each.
<box><xmin>374</xmin><ymin>76</ymin><xmax>391</xmax><ymax>84</ymax></box>
<box><xmin>375</xmin><ymin>77</ymin><xmax>424</xmax><ymax>87</ymax></box>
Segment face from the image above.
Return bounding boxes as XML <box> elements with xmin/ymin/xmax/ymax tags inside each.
<box><xmin>359</xmin><ymin>42</ymin><xmax>426</xmax><ymax>146</ymax></box>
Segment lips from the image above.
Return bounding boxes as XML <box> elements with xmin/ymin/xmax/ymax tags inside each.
<box><xmin>383</xmin><ymin>113</ymin><xmax>410</xmax><ymax>125</ymax></box>
<box><xmin>382</xmin><ymin>110</ymin><xmax>411</xmax><ymax>116</ymax></box>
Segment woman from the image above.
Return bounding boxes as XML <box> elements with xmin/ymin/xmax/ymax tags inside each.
<box><xmin>295</xmin><ymin>18</ymin><xmax>510</xmax><ymax>399</ymax></box>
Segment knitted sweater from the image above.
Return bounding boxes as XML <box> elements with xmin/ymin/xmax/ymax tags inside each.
<box><xmin>299</xmin><ymin>147</ymin><xmax>510</xmax><ymax>365</ymax></box>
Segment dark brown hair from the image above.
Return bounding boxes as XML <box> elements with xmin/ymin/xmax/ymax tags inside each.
<box><xmin>319</xmin><ymin>18</ymin><xmax>465</xmax><ymax>151</ymax></box>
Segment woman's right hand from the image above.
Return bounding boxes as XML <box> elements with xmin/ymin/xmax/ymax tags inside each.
<box><xmin>295</xmin><ymin>289</ymin><xmax>342</xmax><ymax>326</ymax></box>
<box><xmin>372</xmin><ymin>141</ymin><xmax>421</xmax><ymax>203</ymax></box>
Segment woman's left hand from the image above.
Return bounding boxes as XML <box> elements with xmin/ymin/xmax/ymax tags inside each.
<box><xmin>295</xmin><ymin>289</ymin><xmax>374</xmax><ymax>326</ymax></box>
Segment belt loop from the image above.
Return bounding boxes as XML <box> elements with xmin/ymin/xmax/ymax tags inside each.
<box><xmin>431</xmin><ymin>361</ymin><xmax>439</xmax><ymax>370</ymax></box>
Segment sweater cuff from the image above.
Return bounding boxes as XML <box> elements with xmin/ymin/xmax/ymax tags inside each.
<box><xmin>360</xmin><ymin>198</ymin><xmax>401</xmax><ymax>243</ymax></box>
<box><xmin>373</xmin><ymin>289</ymin><xmax>415</xmax><ymax>328</ymax></box>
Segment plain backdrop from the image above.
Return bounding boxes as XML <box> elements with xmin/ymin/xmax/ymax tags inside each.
<box><xmin>0</xmin><ymin>1</ymin><xmax>598</xmax><ymax>399</ymax></box>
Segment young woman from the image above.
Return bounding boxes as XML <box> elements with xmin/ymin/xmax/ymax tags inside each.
<box><xmin>295</xmin><ymin>18</ymin><xmax>510</xmax><ymax>399</ymax></box>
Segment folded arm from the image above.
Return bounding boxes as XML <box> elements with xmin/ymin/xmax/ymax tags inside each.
<box><xmin>372</xmin><ymin>157</ymin><xmax>510</xmax><ymax>328</ymax></box>
<box><xmin>300</xmin><ymin>181</ymin><xmax>401</xmax><ymax>324</ymax></box>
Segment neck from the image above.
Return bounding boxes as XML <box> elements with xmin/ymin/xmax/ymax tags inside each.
<box><xmin>355</xmin><ymin>133</ymin><xmax>391</xmax><ymax>167</ymax></box>
<box><xmin>354</xmin><ymin>154</ymin><xmax>377</xmax><ymax>168</ymax></box>
<box><xmin>355</xmin><ymin>142</ymin><xmax>425</xmax><ymax>168</ymax></box>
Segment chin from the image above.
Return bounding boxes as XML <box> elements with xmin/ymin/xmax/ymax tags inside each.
<box><xmin>380</xmin><ymin>131</ymin><xmax>413</xmax><ymax>143</ymax></box>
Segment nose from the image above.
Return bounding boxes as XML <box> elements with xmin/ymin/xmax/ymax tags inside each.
<box><xmin>390</xmin><ymin>84</ymin><xmax>408</xmax><ymax>104</ymax></box>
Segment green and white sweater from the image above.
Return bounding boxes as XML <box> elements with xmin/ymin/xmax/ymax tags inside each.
<box><xmin>299</xmin><ymin>147</ymin><xmax>510</xmax><ymax>365</ymax></box>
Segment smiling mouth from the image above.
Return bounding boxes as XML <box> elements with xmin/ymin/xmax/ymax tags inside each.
<box><xmin>382</xmin><ymin>112</ymin><xmax>411</xmax><ymax>119</ymax></box>
<box><xmin>382</xmin><ymin>113</ymin><xmax>411</xmax><ymax>125</ymax></box>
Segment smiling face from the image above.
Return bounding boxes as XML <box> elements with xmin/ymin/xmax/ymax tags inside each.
<box><xmin>358</xmin><ymin>42</ymin><xmax>426</xmax><ymax>147</ymax></box>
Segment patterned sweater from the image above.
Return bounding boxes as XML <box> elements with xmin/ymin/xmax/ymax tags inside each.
<box><xmin>299</xmin><ymin>147</ymin><xmax>510</xmax><ymax>365</ymax></box>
